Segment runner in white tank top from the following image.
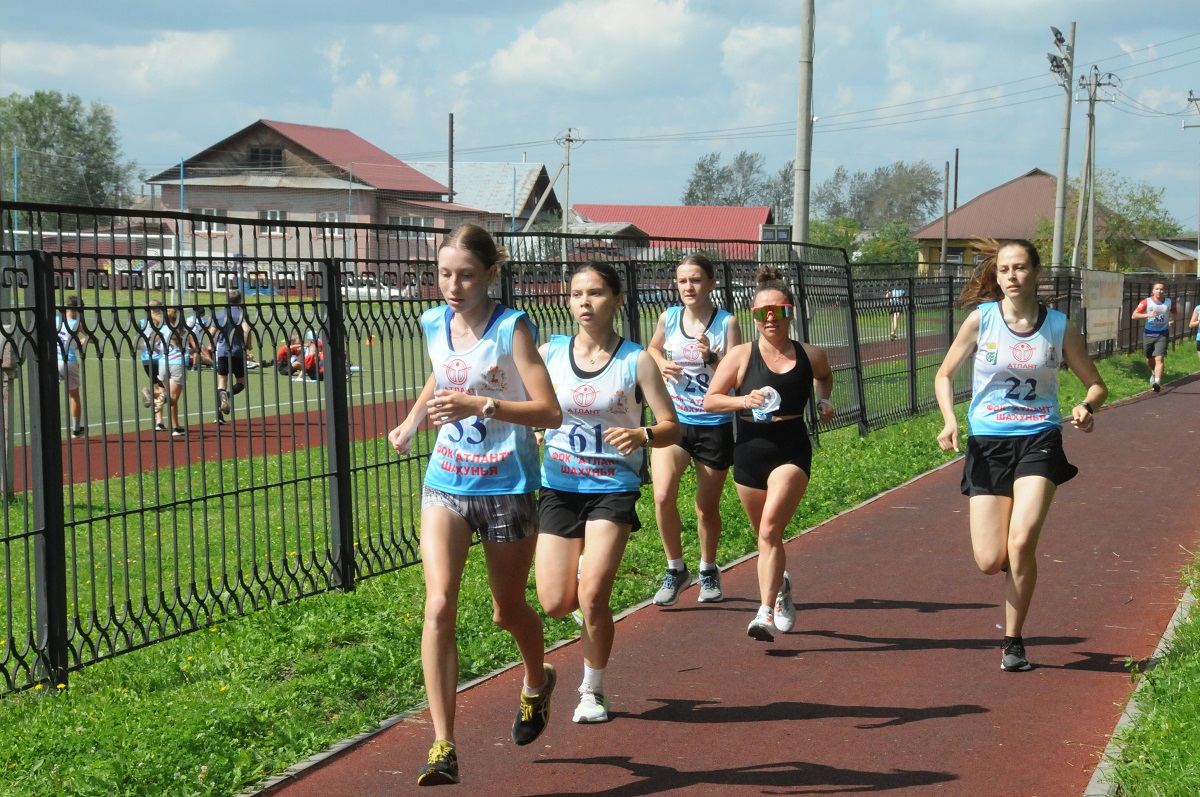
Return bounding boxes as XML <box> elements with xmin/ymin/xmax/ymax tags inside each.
<box><xmin>387</xmin><ymin>224</ymin><xmax>563</xmax><ymax>787</ymax></box>
<box><xmin>935</xmin><ymin>239</ymin><xmax>1107</xmax><ymax>673</ymax></box>
<box><xmin>646</xmin><ymin>254</ymin><xmax>743</xmax><ymax>606</ymax></box>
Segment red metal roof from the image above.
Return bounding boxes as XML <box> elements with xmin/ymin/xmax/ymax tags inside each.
<box><xmin>261</xmin><ymin>121</ymin><xmax>449</xmax><ymax>195</ymax></box>
<box><xmin>912</xmin><ymin>168</ymin><xmax>1057</xmax><ymax>240</ymax></box>
<box><xmin>572</xmin><ymin>204</ymin><xmax>773</xmax><ymax>242</ymax></box>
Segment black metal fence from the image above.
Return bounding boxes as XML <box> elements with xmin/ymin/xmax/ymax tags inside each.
<box><xmin>0</xmin><ymin>201</ymin><xmax>1194</xmax><ymax>694</ymax></box>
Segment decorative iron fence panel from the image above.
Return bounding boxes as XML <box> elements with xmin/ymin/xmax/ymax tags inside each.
<box><xmin>2</xmin><ymin>201</ymin><xmax>1194</xmax><ymax>694</ymax></box>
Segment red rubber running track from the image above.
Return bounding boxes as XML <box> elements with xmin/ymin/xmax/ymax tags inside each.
<box><xmin>251</xmin><ymin>375</ymin><xmax>1200</xmax><ymax>797</ymax></box>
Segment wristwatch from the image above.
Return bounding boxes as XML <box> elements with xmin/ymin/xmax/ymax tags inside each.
<box><xmin>643</xmin><ymin>426</ymin><xmax>654</xmax><ymax>444</ymax></box>
<box><xmin>482</xmin><ymin>398</ymin><xmax>499</xmax><ymax>418</ymax></box>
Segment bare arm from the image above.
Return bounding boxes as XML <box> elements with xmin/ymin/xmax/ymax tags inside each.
<box><xmin>802</xmin><ymin>342</ymin><xmax>835</xmax><ymax>424</ymax></box>
<box><xmin>605</xmin><ymin>350</ymin><xmax>681</xmax><ymax>455</ymax></box>
<box><xmin>1190</xmin><ymin>307</ymin><xmax>1200</xmax><ymax>330</ymax></box>
<box><xmin>1061</xmin><ymin>320</ymin><xmax>1107</xmax><ymax>433</ymax></box>
<box><xmin>388</xmin><ymin>372</ymin><xmax>438</xmax><ymax>454</ymax></box>
<box><xmin>427</xmin><ymin>319</ymin><xmax>562</xmax><ymax>431</ymax></box>
<box><xmin>934</xmin><ymin>309</ymin><xmax>981</xmax><ymax>452</ymax></box>
<box><xmin>702</xmin><ymin>342</ymin><xmax>752</xmax><ymax>414</ymax></box>
<box><xmin>645</xmin><ymin>312</ymin><xmax>682</xmax><ymax>383</ymax></box>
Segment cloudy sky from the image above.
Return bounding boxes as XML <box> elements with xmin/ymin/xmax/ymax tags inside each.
<box><xmin>2</xmin><ymin>0</ymin><xmax>1199</xmax><ymax>229</ymax></box>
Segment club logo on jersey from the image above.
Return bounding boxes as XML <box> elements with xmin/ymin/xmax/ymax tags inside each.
<box><xmin>608</xmin><ymin>389</ymin><xmax>628</xmax><ymax>415</ymax></box>
<box><xmin>1011</xmin><ymin>341</ymin><xmax>1034</xmax><ymax>363</ymax></box>
<box><xmin>571</xmin><ymin>384</ymin><xmax>598</xmax><ymax>407</ymax></box>
<box><xmin>983</xmin><ymin>341</ymin><xmax>998</xmax><ymax>365</ymax></box>
<box><xmin>444</xmin><ymin>357</ymin><xmax>470</xmax><ymax>386</ymax></box>
<box><xmin>680</xmin><ymin>343</ymin><xmax>701</xmax><ymax>363</ymax></box>
<box><xmin>483</xmin><ymin>365</ymin><xmax>506</xmax><ymax>392</ymax></box>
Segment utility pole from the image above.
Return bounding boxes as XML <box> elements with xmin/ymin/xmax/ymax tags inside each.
<box><xmin>1048</xmin><ymin>23</ymin><xmax>1075</xmax><ymax>271</ymax></box>
<box><xmin>1069</xmin><ymin>66</ymin><xmax>1117</xmax><ymax>270</ymax></box>
<box><xmin>1186</xmin><ymin>91</ymin><xmax>1199</xmax><ymax>276</ymax></box>
<box><xmin>791</xmin><ymin>0</ymin><xmax>815</xmax><ymax>248</ymax></box>
<box><xmin>555</xmin><ymin>128</ymin><xmax>582</xmax><ymax>268</ymax></box>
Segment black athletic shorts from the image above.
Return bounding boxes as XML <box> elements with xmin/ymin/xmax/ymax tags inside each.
<box><xmin>141</xmin><ymin>359</ymin><xmax>164</xmax><ymax>387</ymax></box>
<box><xmin>960</xmin><ymin>427</ymin><xmax>1078</xmax><ymax>497</ymax></box>
<box><xmin>678</xmin><ymin>422</ymin><xmax>734</xmax><ymax>471</ymax></box>
<box><xmin>216</xmin><ymin>353</ymin><xmax>248</xmax><ymax>378</ymax></box>
<box><xmin>733</xmin><ymin>416</ymin><xmax>812</xmax><ymax>490</ymax></box>
<box><xmin>538</xmin><ymin>487</ymin><xmax>641</xmax><ymax>539</ymax></box>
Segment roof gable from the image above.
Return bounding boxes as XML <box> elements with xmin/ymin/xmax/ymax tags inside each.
<box><xmin>150</xmin><ymin>120</ymin><xmax>449</xmax><ymax>195</ymax></box>
<box><xmin>408</xmin><ymin>162</ymin><xmax>558</xmax><ymax>216</ymax></box>
<box><xmin>572</xmin><ymin>204</ymin><xmax>773</xmax><ymax>242</ymax></box>
<box><xmin>912</xmin><ymin>168</ymin><xmax>1057</xmax><ymax>240</ymax></box>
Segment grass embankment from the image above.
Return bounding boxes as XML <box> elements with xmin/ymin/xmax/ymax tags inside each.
<box><xmin>0</xmin><ymin>345</ymin><xmax>1197</xmax><ymax>797</ymax></box>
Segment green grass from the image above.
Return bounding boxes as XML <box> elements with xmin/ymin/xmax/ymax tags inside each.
<box><xmin>0</xmin><ymin>344</ymin><xmax>1196</xmax><ymax>796</ymax></box>
<box><xmin>1107</xmin><ymin>561</ymin><xmax>1200</xmax><ymax>796</ymax></box>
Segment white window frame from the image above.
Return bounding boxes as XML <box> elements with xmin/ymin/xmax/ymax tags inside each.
<box><xmin>193</xmin><ymin>208</ymin><xmax>227</xmax><ymax>233</ymax></box>
<box><xmin>258</xmin><ymin>209</ymin><xmax>286</xmax><ymax>236</ymax></box>
<box><xmin>387</xmin><ymin>215</ymin><xmax>436</xmax><ymax>239</ymax></box>
<box><xmin>316</xmin><ymin>210</ymin><xmax>344</xmax><ymax>238</ymax></box>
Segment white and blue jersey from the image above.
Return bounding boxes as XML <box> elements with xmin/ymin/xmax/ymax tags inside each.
<box><xmin>968</xmin><ymin>301</ymin><xmax>1066</xmax><ymax>437</ymax></box>
<box><xmin>1141</xmin><ymin>296</ymin><xmax>1172</xmax><ymax>336</ymax></box>
<box><xmin>421</xmin><ymin>304</ymin><xmax>540</xmax><ymax>496</ymax></box>
<box><xmin>661</xmin><ymin>305</ymin><xmax>734</xmax><ymax>426</ymax></box>
<box><xmin>541</xmin><ymin>335</ymin><xmax>644</xmax><ymax>494</ymax></box>
<box><xmin>138</xmin><ymin>318</ymin><xmax>167</xmax><ymax>362</ymax></box>
<box><xmin>56</xmin><ymin>315</ymin><xmax>82</xmax><ymax>362</ymax></box>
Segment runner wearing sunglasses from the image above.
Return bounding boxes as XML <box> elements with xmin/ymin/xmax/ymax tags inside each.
<box><xmin>703</xmin><ymin>266</ymin><xmax>835</xmax><ymax>642</ymax></box>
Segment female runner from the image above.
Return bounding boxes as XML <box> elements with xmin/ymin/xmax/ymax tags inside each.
<box><xmin>388</xmin><ymin>223</ymin><xmax>563</xmax><ymax>786</ymax></box>
<box><xmin>934</xmin><ymin>239</ymin><xmax>1107</xmax><ymax>671</ymax></box>
<box><xmin>646</xmin><ymin>253</ymin><xmax>742</xmax><ymax>605</ymax></box>
<box><xmin>703</xmin><ymin>266</ymin><xmax>835</xmax><ymax>641</ymax></box>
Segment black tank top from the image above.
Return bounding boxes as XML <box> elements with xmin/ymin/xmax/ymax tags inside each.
<box><xmin>738</xmin><ymin>339</ymin><xmax>813</xmax><ymax>416</ymax></box>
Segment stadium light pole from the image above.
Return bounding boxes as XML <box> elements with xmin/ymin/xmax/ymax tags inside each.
<box><xmin>1048</xmin><ymin>23</ymin><xmax>1075</xmax><ymax>271</ymax></box>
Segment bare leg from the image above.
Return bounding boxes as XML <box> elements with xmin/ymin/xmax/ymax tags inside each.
<box><xmin>482</xmin><ymin>535</ymin><xmax>546</xmax><ymax>690</ymax></box>
<box><xmin>692</xmin><ymin>461</ymin><xmax>729</xmax><ymax>565</ymax></box>
<box><xmin>737</xmin><ymin>465</ymin><xmax>809</xmax><ymax>607</ymax></box>
<box><xmin>651</xmin><ymin>445</ymin><xmax>690</xmax><ymax>562</ymax></box>
<box><xmin>419</xmin><ymin>507</ymin><xmax>473</xmax><ymax>744</ymax></box>
<box><xmin>576</xmin><ymin>521</ymin><xmax>630</xmax><ymax>670</ymax></box>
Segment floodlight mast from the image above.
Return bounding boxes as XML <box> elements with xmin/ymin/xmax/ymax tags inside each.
<box><xmin>1048</xmin><ymin>22</ymin><xmax>1076</xmax><ymax>271</ymax></box>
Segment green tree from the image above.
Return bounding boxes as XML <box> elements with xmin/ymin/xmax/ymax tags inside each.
<box><xmin>681</xmin><ymin>150</ymin><xmax>793</xmax><ymax>214</ymax></box>
<box><xmin>1031</xmin><ymin>170</ymin><xmax>1183</xmax><ymax>271</ymax></box>
<box><xmin>812</xmin><ymin>161</ymin><xmax>941</xmax><ymax>230</ymax></box>
<box><xmin>855</xmin><ymin>220</ymin><xmax>920</xmax><ymax>263</ymax></box>
<box><xmin>0</xmin><ymin>90</ymin><xmax>136</xmax><ymax>207</ymax></box>
<box><xmin>807</xmin><ymin>216</ymin><xmax>860</xmax><ymax>253</ymax></box>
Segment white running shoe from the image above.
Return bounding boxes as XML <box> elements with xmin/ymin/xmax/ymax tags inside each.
<box><xmin>573</xmin><ymin>687</ymin><xmax>610</xmax><ymax>723</ymax></box>
<box><xmin>747</xmin><ymin>606</ymin><xmax>776</xmax><ymax>641</ymax></box>
<box><xmin>773</xmin><ymin>571</ymin><xmax>796</xmax><ymax>633</ymax></box>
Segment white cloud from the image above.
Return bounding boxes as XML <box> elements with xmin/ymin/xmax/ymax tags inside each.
<box><xmin>323</xmin><ymin>40</ymin><xmax>348</xmax><ymax>83</ymax></box>
<box><xmin>3</xmin><ymin>31</ymin><xmax>235</xmax><ymax>95</ymax></box>
<box><xmin>720</xmin><ymin>25</ymin><xmax>801</xmax><ymax>123</ymax></box>
<box><xmin>487</xmin><ymin>0</ymin><xmax>701</xmax><ymax>92</ymax></box>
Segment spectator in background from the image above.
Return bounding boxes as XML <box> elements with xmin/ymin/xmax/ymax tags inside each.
<box><xmin>303</xmin><ymin>334</ymin><xmax>325</xmax><ymax>382</ymax></box>
<box><xmin>162</xmin><ymin>308</ymin><xmax>197</xmax><ymax>437</ymax></box>
<box><xmin>888</xmin><ymin>285</ymin><xmax>906</xmax><ymax>340</ymax></box>
<box><xmin>184</xmin><ymin>305</ymin><xmax>214</xmax><ymax>369</ymax></box>
<box><xmin>209</xmin><ymin>288</ymin><xmax>253</xmax><ymax>424</ymax></box>
<box><xmin>57</xmin><ymin>295</ymin><xmax>90</xmax><ymax>438</ymax></box>
<box><xmin>1131</xmin><ymin>282</ymin><xmax>1175</xmax><ymax>393</ymax></box>
<box><xmin>137</xmin><ymin>299</ymin><xmax>169</xmax><ymax>432</ymax></box>
<box><xmin>276</xmin><ymin>331</ymin><xmax>304</xmax><ymax>375</ymax></box>
<box><xmin>1190</xmin><ymin>302</ymin><xmax>1200</xmax><ymax>366</ymax></box>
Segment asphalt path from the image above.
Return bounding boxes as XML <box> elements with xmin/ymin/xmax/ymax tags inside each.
<box><xmin>254</xmin><ymin>375</ymin><xmax>1199</xmax><ymax>796</ymax></box>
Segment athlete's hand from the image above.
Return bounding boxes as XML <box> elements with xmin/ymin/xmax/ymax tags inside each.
<box><xmin>816</xmin><ymin>399</ymin><xmax>835</xmax><ymax>424</ymax></box>
<box><xmin>937</xmin><ymin>421</ymin><xmax>959</xmax><ymax>452</ymax></box>
<box><xmin>742</xmin><ymin>389</ymin><xmax>767</xmax><ymax>410</ymax></box>
<box><xmin>695</xmin><ymin>333</ymin><xmax>712</xmax><ymax>366</ymax></box>
<box><xmin>604</xmin><ymin>426</ymin><xmax>647</xmax><ymax>456</ymax></box>
<box><xmin>1070</xmin><ymin>405</ymin><xmax>1095</xmax><ymax>433</ymax></box>
<box><xmin>427</xmin><ymin>389</ymin><xmax>477</xmax><ymax>426</ymax></box>
<box><xmin>658</xmin><ymin>357</ymin><xmax>683</xmax><ymax>384</ymax></box>
<box><xmin>388</xmin><ymin>423</ymin><xmax>414</xmax><ymax>454</ymax></box>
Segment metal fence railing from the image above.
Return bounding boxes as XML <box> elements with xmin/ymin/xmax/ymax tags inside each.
<box><xmin>0</xmin><ymin>201</ymin><xmax>1194</xmax><ymax>694</ymax></box>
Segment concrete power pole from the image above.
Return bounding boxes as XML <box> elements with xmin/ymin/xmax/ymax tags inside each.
<box><xmin>791</xmin><ymin>0</ymin><xmax>815</xmax><ymax>248</ymax></box>
<box><xmin>1048</xmin><ymin>23</ymin><xmax>1076</xmax><ymax>271</ymax></box>
<box><xmin>1070</xmin><ymin>66</ymin><xmax>1116</xmax><ymax>270</ymax></box>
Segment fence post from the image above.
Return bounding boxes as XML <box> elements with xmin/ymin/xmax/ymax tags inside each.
<box><xmin>622</xmin><ymin>260</ymin><xmax>641</xmax><ymax>345</ymax></box>
<box><xmin>720</xmin><ymin>259</ymin><xmax>734</xmax><ymax>311</ymax></box>
<box><xmin>30</xmin><ymin>250</ymin><xmax>69</xmax><ymax>688</ymax></box>
<box><xmin>842</xmin><ymin>265</ymin><xmax>870</xmax><ymax>436</ymax></box>
<box><xmin>905</xmin><ymin>275</ymin><xmax>918</xmax><ymax>416</ymax></box>
<box><xmin>321</xmin><ymin>258</ymin><xmax>356</xmax><ymax>591</ymax></box>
